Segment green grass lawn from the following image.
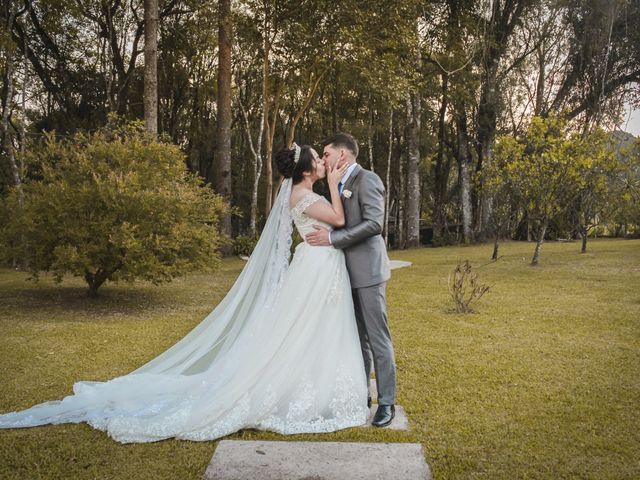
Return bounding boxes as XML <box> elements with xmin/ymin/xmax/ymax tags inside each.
<box><xmin>1</xmin><ymin>238</ymin><xmax>638</xmax><ymax>479</ymax></box>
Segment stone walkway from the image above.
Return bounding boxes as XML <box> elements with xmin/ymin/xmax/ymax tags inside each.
<box><xmin>204</xmin><ymin>378</ymin><xmax>429</xmax><ymax>479</ymax></box>
<box><xmin>205</xmin><ymin>441</ymin><xmax>430</xmax><ymax>480</ymax></box>
<box><xmin>389</xmin><ymin>260</ymin><xmax>412</xmax><ymax>270</ymax></box>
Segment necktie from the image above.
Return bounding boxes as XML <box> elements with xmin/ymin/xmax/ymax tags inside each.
<box><xmin>338</xmin><ymin>181</ymin><xmax>343</xmax><ymax>194</ymax></box>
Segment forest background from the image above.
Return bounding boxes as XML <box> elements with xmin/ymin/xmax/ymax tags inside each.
<box><xmin>1</xmin><ymin>0</ymin><xmax>639</xmax><ymax>273</ymax></box>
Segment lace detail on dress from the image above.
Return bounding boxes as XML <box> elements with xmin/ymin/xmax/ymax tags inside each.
<box><xmin>179</xmin><ymin>394</ymin><xmax>252</xmax><ymax>442</ymax></box>
<box><xmin>257</xmin><ymin>363</ymin><xmax>368</xmax><ymax>435</ymax></box>
<box><xmin>290</xmin><ymin>192</ymin><xmax>333</xmax><ymax>238</ymax></box>
<box><xmin>291</xmin><ymin>192</ymin><xmax>322</xmax><ymax>218</ymax></box>
<box><xmin>326</xmin><ymin>263</ymin><xmax>343</xmax><ymax>304</ymax></box>
<box><xmin>98</xmin><ymin>363</ymin><xmax>368</xmax><ymax>443</ymax></box>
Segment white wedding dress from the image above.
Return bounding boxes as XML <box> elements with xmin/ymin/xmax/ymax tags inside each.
<box><xmin>0</xmin><ymin>181</ymin><xmax>369</xmax><ymax>443</ymax></box>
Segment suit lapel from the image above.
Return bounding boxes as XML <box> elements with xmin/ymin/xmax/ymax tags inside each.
<box><xmin>341</xmin><ymin>164</ymin><xmax>362</xmax><ymax>197</ymax></box>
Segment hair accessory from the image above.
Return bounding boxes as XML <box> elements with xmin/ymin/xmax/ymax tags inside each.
<box><xmin>292</xmin><ymin>142</ymin><xmax>301</xmax><ymax>163</ymax></box>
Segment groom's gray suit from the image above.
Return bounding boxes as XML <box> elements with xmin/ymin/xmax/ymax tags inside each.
<box><xmin>330</xmin><ymin>164</ymin><xmax>396</xmax><ymax>406</ymax></box>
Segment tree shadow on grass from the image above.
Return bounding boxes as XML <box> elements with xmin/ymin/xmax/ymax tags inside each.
<box><xmin>0</xmin><ymin>264</ymin><xmax>240</xmax><ymax>321</ymax></box>
<box><xmin>0</xmin><ymin>283</ymin><xmax>180</xmax><ymax>318</ymax></box>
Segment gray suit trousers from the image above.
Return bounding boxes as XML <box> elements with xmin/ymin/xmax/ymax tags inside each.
<box><xmin>352</xmin><ymin>281</ymin><xmax>396</xmax><ymax>406</ymax></box>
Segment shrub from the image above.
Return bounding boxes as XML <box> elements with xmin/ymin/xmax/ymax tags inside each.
<box><xmin>447</xmin><ymin>260</ymin><xmax>491</xmax><ymax>314</ymax></box>
<box><xmin>233</xmin><ymin>234</ymin><xmax>259</xmax><ymax>257</ymax></box>
<box><xmin>0</xmin><ymin>118</ymin><xmax>227</xmax><ymax>296</ymax></box>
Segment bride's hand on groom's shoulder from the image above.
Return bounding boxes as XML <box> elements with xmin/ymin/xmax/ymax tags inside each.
<box><xmin>305</xmin><ymin>225</ymin><xmax>331</xmax><ymax>246</ymax></box>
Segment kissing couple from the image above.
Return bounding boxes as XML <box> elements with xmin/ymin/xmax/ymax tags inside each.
<box><xmin>0</xmin><ymin>132</ymin><xmax>398</xmax><ymax>443</ymax></box>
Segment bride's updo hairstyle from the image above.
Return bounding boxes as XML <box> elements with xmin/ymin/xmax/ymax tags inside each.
<box><xmin>275</xmin><ymin>144</ymin><xmax>315</xmax><ymax>185</ymax></box>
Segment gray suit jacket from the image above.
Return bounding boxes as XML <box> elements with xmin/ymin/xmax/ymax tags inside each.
<box><xmin>330</xmin><ymin>164</ymin><xmax>391</xmax><ymax>289</ymax></box>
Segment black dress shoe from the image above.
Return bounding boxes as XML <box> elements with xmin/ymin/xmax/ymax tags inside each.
<box><xmin>371</xmin><ymin>404</ymin><xmax>395</xmax><ymax>427</ymax></box>
<box><xmin>367</xmin><ymin>396</ymin><xmax>372</xmax><ymax>409</ymax></box>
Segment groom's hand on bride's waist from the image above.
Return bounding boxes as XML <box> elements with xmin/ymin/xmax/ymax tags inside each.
<box><xmin>306</xmin><ymin>225</ymin><xmax>331</xmax><ymax>246</ymax></box>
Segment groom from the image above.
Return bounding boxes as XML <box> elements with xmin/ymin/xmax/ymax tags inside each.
<box><xmin>306</xmin><ymin>132</ymin><xmax>397</xmax><ymax>428</ymax></box>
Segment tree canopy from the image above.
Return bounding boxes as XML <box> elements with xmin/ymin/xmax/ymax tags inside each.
<box><xmin>1</xmin><ymin>0</ymin><xmax>638</xmax><ymax>257</ymax></box>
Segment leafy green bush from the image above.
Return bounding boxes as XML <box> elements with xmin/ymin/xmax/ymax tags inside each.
<box><xmin>0</xmin><ymin>118</ymin><xmax>226</xmax><ymax>296</ymax></box>
<box><xmin>232</xmin><ymin>234</ymin><xmax>259</xmax><ymax>257</ymax></box>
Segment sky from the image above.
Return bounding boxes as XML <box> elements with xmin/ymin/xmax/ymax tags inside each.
<box><xmin>621</xmin><ymin>105</ymin><xmax>640</xmax><ymax>137</ymax></box>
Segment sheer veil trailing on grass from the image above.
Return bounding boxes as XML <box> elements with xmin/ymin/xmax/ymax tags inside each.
<box><xmin>132</xmin><ymin>178</ymin><xmax>296</xmax><ymax>376</ymax></box>
<box><xmin>0</xmin><ymin>178</ymin><xmax>369</xmax><ymax>443</ymax></box>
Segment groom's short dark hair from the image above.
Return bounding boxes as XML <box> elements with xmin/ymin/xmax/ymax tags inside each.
<box><xmin>321</xmin><ymin>132</ymin><xmax>359</xmax><ymax>159</ymax></box>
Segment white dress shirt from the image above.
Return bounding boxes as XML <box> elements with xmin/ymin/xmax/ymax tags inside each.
<box><xmin>339</xmin><ymin>163</ymin><xmax>359</xmax><ymax>193</ymax></box>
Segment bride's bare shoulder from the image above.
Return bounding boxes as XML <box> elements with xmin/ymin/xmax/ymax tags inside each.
<box><xmin>289</xmin><ymin>187</ymin><xmax>314</xmax><ymax>208</ymax></box>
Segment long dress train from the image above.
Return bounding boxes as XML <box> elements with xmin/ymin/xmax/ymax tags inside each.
<box><xmin>0</xmin><ymin>182</ymin><xmax>369</xmax><ymax>443</ymax></box>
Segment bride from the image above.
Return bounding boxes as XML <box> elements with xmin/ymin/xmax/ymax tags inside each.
<box><xmin>0</xmin><ymin>143</ymin><xmax>370</xmax><ymax>443</ymax></box>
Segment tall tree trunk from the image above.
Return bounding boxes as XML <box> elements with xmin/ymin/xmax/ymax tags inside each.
<box><xmin>263</xmin><ymin>80</ymin><xmax>280</xmax><ymax>215</ymax></box>
<box><xmin>216</xmin><ymin>0</ymin><xmax>232</xmax><ymax>242</ymax></box>
<box><xmin>368</xmin><ymin>101</ymin><xmax>375</xmax><ymax>173</ymax></box>
<box><xmin>473</xmin><ymin>0</ymin><xmax>528</xmax><ymax>239</ymax></box>
<box><xmin>456</xmin><ymin>106</ymin><xmax>473</xmax><ymax>244</ymax></box>
<box><xmin>433</xmin><ymin>73</ymin><xmax>449</xmax><ymax>244</ymax></box>
<box><xmin>251</xmin><ymin>111</ymin><xmax>264</xmax><ymax>235</ymax></box>
<box><xmin>20</xmin><ymin>24</ymin><xmax>26</xmax><ymax>161</ymax></box>
<box><xmin>263</xmin><ymin>94</ymin><xmax>273</xmax><ymax>213</ymax></box>
<box><xmin>384</xmin><ymin>110</ymin><xmax>393</xmax><ymax>247</ymax></box>
<box><xmin>261</xmin><ymin>7</ymin><xmax>276</xmax><ymax>216</ymax></box>
<box><xmin>534</xmin><ymin>45</ymin><xmax>546</xmax><ymax>115</ymax></box>
<box><xmin>475</xmin><ymin>60</ymin><xmax>498</xmax><ymax>240</ymax></box>
<box><xmin>331</xmin><ymin>86</ymin><xmax>338</xmax><ymax>132</ymax></box>
<box><xmin>2</xmin><ymin>7</ymin><xmax>22</xmax><ymax>206</ymax></box>
<box><xmin>237</xmin><ymin>92</ymin><xmax>264</xmax><ymax>234</ymax></box>
<box><xmin>405</xmin><ymin>92</ymin><xmax>421</xmax><ymax>248</ymax></box>
<box><xmin>2</xmin><ymin>62</ymin><xmax>21</xmax><ymax>205</ymax></box>
<box><xmin>143</xmin><ymin>0</ymin><xmax>158</xmax><ymax>134</ymax></box>
<box><xmin>397</xmin><ymin>143</ymin><xmax>406</xmax><ymax>249</ymax></box>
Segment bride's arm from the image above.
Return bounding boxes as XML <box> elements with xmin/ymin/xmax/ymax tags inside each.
<box><xmin>305</xmin><ymin>163</ymin><xmax>348</xmax><ymax>227</ymax></box>
<box><xmin>329</xmin><ymin>171</ymin><xmax>385</xmax><ymax>249</ymax></box>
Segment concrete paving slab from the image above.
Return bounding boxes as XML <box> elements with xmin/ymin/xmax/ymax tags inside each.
<box><xmin>204</xmin><ymin>440</ymin><xmax>430</xmax><ymax>480</ymax></box>
<box><xmin>389</xmin><ymin>260</ymin><xmax>412</xmax><ymax>270</ymax></box>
